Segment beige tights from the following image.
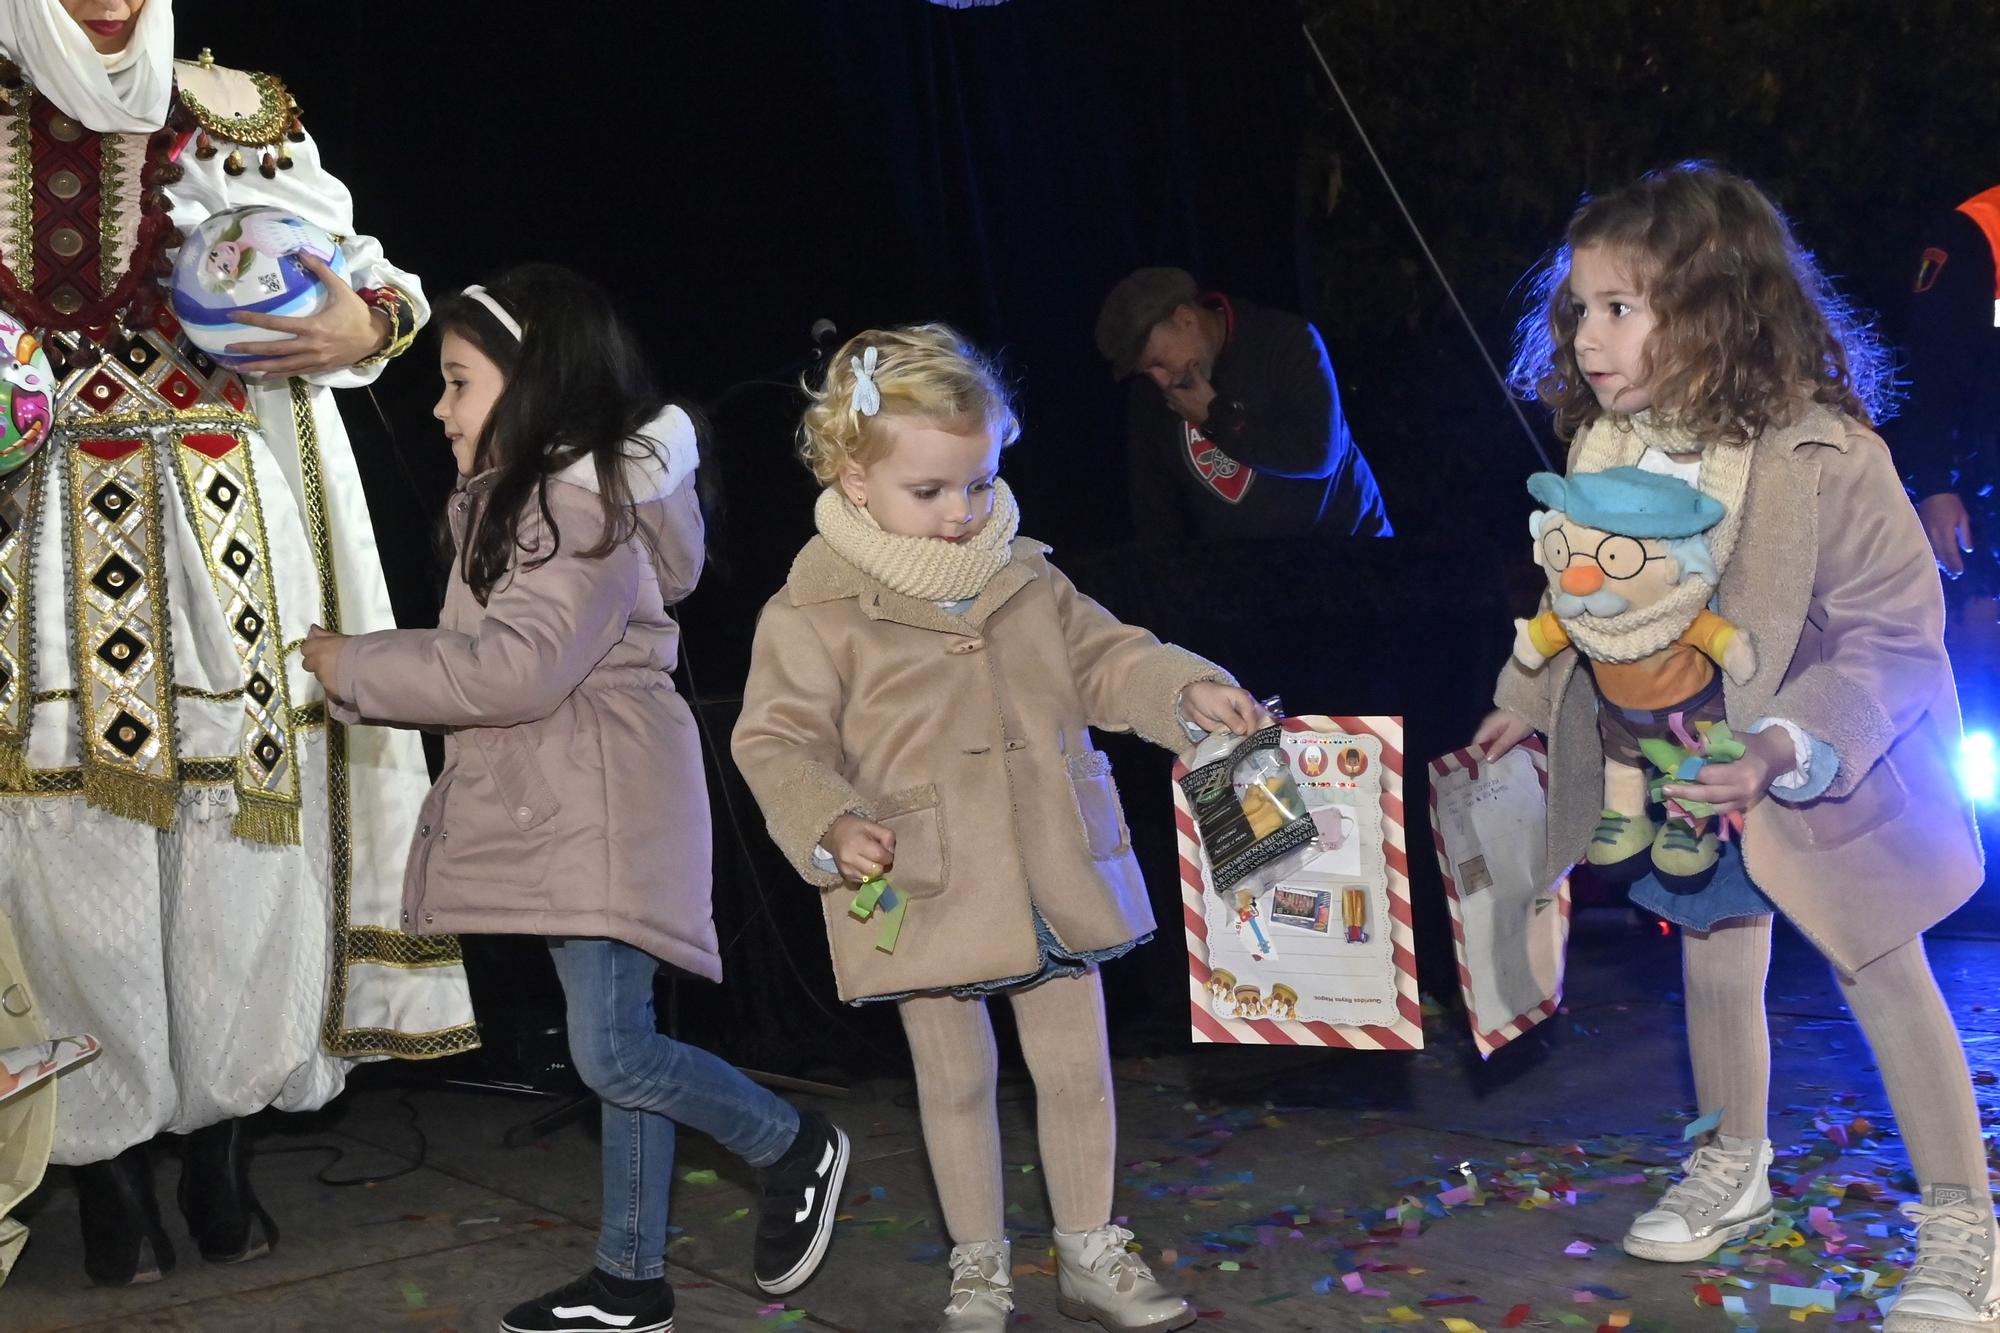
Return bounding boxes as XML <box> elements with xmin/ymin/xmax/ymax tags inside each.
<box><xmin>897</xmin><ymin>969</ymin><xmax>1116</xmax><ymax>1242</ymax></box>
<box><xmin>1684</xmin><ymin>917</ymin><xmax>1986</xmax><ymax>1191</ymax></box>
<box><xmin>1682</xmin><ymin>915</ymin><xmax>1773</xmax><ymax>1140</ymax></box>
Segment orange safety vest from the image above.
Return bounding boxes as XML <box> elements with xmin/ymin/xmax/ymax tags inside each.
<box><xmin>1959</xmin><ymin>185</ymin><xmax>2000</xmax><ymax>327</ymax></box>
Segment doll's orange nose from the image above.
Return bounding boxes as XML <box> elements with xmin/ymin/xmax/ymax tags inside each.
<box><xmin>1560</xmin><ymin>564</ymin><xmax>1605</xmax><ymax>596</ymax></box>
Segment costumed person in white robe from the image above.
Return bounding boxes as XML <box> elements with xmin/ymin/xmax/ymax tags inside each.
<box><xmin>0</xmin><ymin>0</ymin><xmax>478</xmax><ymax>1286</ymax></box>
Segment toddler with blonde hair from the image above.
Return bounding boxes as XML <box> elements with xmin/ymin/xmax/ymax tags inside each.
<box><xmin>733</xmin><ymin>324</ymin><xmax>1260</xmax><ymax>1331</ymax></box>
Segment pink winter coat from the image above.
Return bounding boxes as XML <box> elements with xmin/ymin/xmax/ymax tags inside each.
<box><xmin>327</xmin><ymin>408</ymin><xmax>721</xmax><ymax>981</ymax></box>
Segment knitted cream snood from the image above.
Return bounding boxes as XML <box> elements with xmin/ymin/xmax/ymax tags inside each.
<box><xmin>813</xmin><ymin>479</ymin><xmax>1021</xmax><ymax>601</ymax></box>
<box><xmin>1557</xmin><ymin>412</ymin><xmax>1753</xmax><ymax>664</ymax></box>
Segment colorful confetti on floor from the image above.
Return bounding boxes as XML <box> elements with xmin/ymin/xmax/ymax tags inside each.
<box><xmin>797</xmin><ymin>1072</ymin><xmax>1992</xmax><ymax>1330</ymax></box>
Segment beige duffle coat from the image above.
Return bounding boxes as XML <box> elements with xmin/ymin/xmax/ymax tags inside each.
<box><xmin>731</xmin><ymin>537</ymin><xmax>1231</xmax><ymax>1000</ymax></box>
<box><xmin>1497</xmin><ymin>404</ymin><xmax>1982</xmax><ymax>972</ymax></box>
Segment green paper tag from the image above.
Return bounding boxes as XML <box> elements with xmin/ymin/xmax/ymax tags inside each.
<box><xmin>1703</xmin><ymin>723</ymin><xmax>1747</xmax><ymax>763</ymax></box>
<box><xmin>876</xmin><ymin>892</ymin><xmax>908</xmax><ymax>953</ymax></box>
<box><xmin>1637</xmin><ymin>736</ymin><xmax>1689</xmax><ymax>774</ymax></box>
<box><xmin>849</xmin><ymin>875</ymin><xmax>887</xmax><ymax>921</ymax></box>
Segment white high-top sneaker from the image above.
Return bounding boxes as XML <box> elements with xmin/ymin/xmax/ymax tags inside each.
<box><xmin>1885</xmin><ymin>1186</ymin><xmax>2000</xmax><ymax>1332</ymax></box>
<box><xmin>1052</xmin><ymin>1225</ymin><xmax>1195</xmax><ymax>1331</ymax></box>
<box><xmin>1621</xmin><ymin>1134</ymin><xmax>1774</xmax><ymax>1263</ymax></box>
<box><xmin>938</xmin><ymin>1239</ymin><xmax>1013</xmax><ymax>1333</ymax></box>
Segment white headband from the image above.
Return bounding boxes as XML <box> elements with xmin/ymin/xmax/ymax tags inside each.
<box><xmin>462</xmin><ymin>285</ymin><xmax>523</xmax><ymax>341</ymax></box>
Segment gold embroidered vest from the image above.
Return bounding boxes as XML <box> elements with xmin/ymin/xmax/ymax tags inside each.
<box><xmin>0</xmin><ymin>62</ymin><xmax>305</xmax><ymax>843</ymax></box>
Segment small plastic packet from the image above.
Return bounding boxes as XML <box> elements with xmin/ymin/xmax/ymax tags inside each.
<box><xmin>1177</xmin><ymin>721</ymin><xmax>1321</xmax><ymax>909</ymax></box>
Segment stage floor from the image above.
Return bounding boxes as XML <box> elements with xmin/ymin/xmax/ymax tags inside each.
<box><xmin>7</xmin><ymin>913</ymin><xmax>2000</xmax><ymax>1332</ymax></box>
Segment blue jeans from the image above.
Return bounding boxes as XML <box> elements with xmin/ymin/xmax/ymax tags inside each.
<box><xmin>547</xmin><ymin>937</ymin><xmax>801</xmax><ymax>1280</ymax></box>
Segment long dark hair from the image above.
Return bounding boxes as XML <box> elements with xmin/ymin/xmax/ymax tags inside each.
<box><xmin>1507</xmin><ymin>161</ymin><xmax>1894</xmax><ymax>446</ymax></box>
<box><xmin>436</xmin><ymin>263</ymin><xmax>680</xmax><ymax>603</ymax></box>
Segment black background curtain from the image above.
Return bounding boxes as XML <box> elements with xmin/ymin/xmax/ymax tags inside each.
<box><xmin>168</xmin><ymin>0</ymin><xmax>2000</xmax><ymax>1080</ymax></box>
<box><xmin>169</xmin><ymin>0</ymin><xmax>1389</xmax><ymax>1078</ymax></box>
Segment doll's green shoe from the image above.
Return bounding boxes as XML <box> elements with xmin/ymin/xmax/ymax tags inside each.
<box><xmin>1652</xmin><ymin>818</ymin><xmax>1721</xmax><ymax>895</ymax></box>
<box><xmin>1587</xmin><ymin>808</ymin><xmax>1656</xmax><ymax>882</ymax></box>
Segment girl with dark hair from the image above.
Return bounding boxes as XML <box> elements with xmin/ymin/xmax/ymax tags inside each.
<box><xmin>301</xmin><ymin>263</ymin><xmax>847</xmax><ymax>1333</ymax></box>
<box><xmin>1478</xmin><ymin>163</ymin><xmax>1990</xmax><ymax>1332</ymax></box>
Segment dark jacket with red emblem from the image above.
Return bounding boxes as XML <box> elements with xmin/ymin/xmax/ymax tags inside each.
<box><xmin>1885</xmin><ymin>199</ymin><xmax>2000</xmax><ymax>504</ymax></box>
<box><xmin>1124</xmin><ymin>294</ymin><xmax>1391</xmax><ymax>541</ymax></box>
<box><xmin>1884</xmin><ymin>193</ymin><xmax>2000</xmax><ymax>596</ymax></box>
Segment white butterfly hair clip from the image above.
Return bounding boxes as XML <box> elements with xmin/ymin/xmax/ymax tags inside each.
<box><xmin>851</xmin><ymin>346</ymin><xmax>881</xmax><ymax>417</ymax></box>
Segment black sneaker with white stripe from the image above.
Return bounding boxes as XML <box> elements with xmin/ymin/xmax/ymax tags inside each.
<box><xmin>499</xmin><ymin>1270</ymin><xmax>674</xmax><ymax>1333</ymax></box>
<box><xmin>753</xmin><ymin>1110</ymin><xmax>850</xmax><ymax>1294</ymax></box>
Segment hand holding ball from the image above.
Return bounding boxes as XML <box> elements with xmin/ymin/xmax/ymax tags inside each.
<box><xmin>169</xmin><ymin>206</ymin><xmax>365</xmax><ymax>374</ymax></box>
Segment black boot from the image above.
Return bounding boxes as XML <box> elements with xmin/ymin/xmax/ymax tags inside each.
<box><xmin>72</xmin><ymin>1143</ymin><xmax>175</xmax><ymax>1286</ymax></box>
<box><xmin>176</xmin><ymin>1118</ymin><xmax>277</xmax><ymax>1264</ymax></box>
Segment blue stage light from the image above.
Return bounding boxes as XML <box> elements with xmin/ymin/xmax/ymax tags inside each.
<box><xmin>1959</xmin><ymin>731</ymin><xmax>1998</xmax><ymax>804</ymax></box>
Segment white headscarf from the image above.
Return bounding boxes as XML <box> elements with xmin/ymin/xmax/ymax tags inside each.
<box><xmin>0</xmin><ymin>0</ymin><xmax>175</xmax><ymax>134</ymax></box>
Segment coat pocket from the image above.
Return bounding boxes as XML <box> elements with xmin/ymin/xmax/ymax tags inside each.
<box><xmin>469</xmin><ymin>727</ymin><xmax>563</xmax><ymax>832</ymax></box>
<box><xmin>435</xmin><ymin>728</ymin><xmax>561</xmax><ymax>887</ymax></box>
<box><xmin>870</xmin><ymin>784</ymin><xmax>949</xmax><ymax>900</ymax></box>
<box><xmin>1067</xmin><ymin>749</ymin><xmax>1132</xmax><ymax>860</ymax></box>
<box><xmin>1800</xmin><ymin>758</ymin><xmax>1908</xmax><ymax>850</ymax></box>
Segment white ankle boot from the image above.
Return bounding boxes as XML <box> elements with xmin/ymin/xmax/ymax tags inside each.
<box><xmin>1885</xmin><ymin>1187</ymin><xmax>2000</xmax><ymax>1332</ymax></box>
<box><xmin>1052</xmin><ymin>1225</ymin><xmax>1194</xmax><ymax>1331</ymax></box>
<box><xmin>1621</xmin><ymin>1134</ymin><xmax>1774</xmax><ymax>1262</ymax></box>
<box><xmin>938</xmin><ymin>1239</ymin><xmax>1013</xmax><ymax>1333</ymax></box>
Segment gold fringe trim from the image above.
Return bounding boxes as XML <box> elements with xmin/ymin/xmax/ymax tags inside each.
<box><xmin>0</xmin><ymin>740</ymin><xmax>28</xmax><ymax>788</ymax></box>
<box><xmin>81</xmin><ymin>763</ymin><xmax>175</xmax><ymax>830</ymax></box>
<box><xmin>231</xmin><ymin>792</ymin><xmax>301</xmax><ymax>847</ymax></box>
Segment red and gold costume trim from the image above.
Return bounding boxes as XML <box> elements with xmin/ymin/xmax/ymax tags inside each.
<box><xmin>0</xmin><ymin>448</ymin><xmax>43</xmax><ymax>784</ymax></box>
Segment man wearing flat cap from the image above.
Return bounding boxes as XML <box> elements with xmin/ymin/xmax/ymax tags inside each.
<box><xmin>1095</xmin><ymin>267</ymin><xmax>1391</xmax><ymax>541</ymax></box>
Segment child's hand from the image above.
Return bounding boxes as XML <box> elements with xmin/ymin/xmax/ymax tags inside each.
<box><xmin>299</xmin><ymin>624</ymin><xmax>347</xmax><ymax>685</ymax></box>
<box><xmin>826</xmin><ymin>814</ymin><xmax>897</xmax><ymax>883</ymax></box>
<box><xmin>1182</xmin><ymin>682</ymin><xmax>1265</xmax><ymax>736</ymax></box>
<box><xmin>1662</xmin><ymin>726</ymin><xmax>1795</xmax><ymax>816</ymax></box>
<box><xmin>1473</xmin><ymin>708</ymin><xmax>1535</xmax><ymax>762</ymax></box>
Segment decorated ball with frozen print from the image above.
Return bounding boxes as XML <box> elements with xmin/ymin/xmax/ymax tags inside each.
<box><xmin>0</xmin><ymin>313</ymin><xmax>53</xmax><ymax>477</ymax></box>
<box><xmin>169</xmin><ymin>206</ymin><xmax>351</xmax><ymax>369</ymax></box>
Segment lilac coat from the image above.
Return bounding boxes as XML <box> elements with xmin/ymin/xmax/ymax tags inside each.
<box><xmin>328</xmin><ymin>409</ymin><xmax>720</xmax><ymax>980</ymax></box>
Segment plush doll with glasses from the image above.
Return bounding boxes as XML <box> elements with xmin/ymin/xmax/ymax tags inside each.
<box><xmin>1510</xmin><ymin>466</ymin><xmax>1757</xmax><ymax>891</ymax></box>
